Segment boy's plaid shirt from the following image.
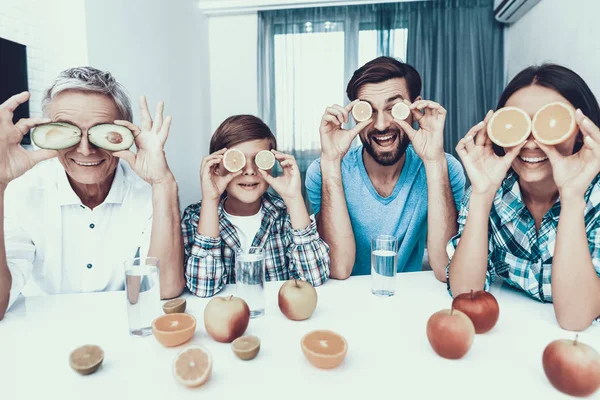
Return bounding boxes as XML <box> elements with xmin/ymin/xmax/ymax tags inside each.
<box><xmin>182</xmin><ymin>192</ymin><xmax>330</xmax><ymax>297</ymax></box>
<box><xmin>446</xmin><ymin>171</ymin><xmax>600</xmax><ymax>303</ymax></box>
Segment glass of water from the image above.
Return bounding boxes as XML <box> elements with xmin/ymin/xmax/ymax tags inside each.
<box><xmin>371</xmin><ymin>235</ymin><xmax>398</xmax><ymax>297</ymax></box>
<box><xmin>235</xmin><ymin>247</ymin><xmax>265</xmax><ymax>318</ymax></box>
<box><xmin>124</xmin><ymin>257</ymin><xmax>161</xmax><ymax>336</ymax></box>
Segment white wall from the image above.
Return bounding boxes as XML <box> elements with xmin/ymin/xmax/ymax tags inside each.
<box><xmin>85</xmin><ymin>0</ymin><xmax>211</xmax><ymax>210</ymax></box>
<box><xmin>0</xmin><ymin>0</ymin><xmax>88</xmax><ymax>117</ymax></box>
<box><xmin>505</xmin><ymin>0</ymin><xmax>600</xmax><ymax>96</ymax></box>
<box><xmin>208</xmin><ymin>13</ymin><xmax>258</xmax><ymax>132</ymax></box>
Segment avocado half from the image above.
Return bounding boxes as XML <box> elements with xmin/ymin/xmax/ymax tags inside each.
<box><xmin>88</xmin><ymin>124</ymin><xmax>134</xmax><ymax>151</ymax></box>
<box><xmin>32</xmin><ymin>122</ymin><xmax>82</xmax><ymax>150</ymax></box>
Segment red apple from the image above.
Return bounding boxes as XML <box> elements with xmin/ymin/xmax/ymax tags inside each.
<box><xmin>451</xmin><ymin>289</ymin><xmax>499</xmax><ymax>334</ymax></box>
<box><xmin>203</xmin><ymin>295</ymin><xmax>250</xmax><ymax>343</ymax></box>
<box><xmin>426</xmin><ymin>308</ymin><xmax>475</xmax><ymax>359</ymax></box>
<box><xmin>278</xmin><ymin>279</ymin><xmax>318</xmax><ymax>321</ymax></box>
<box><xmin>543</xmin><ymin>336</ymin><xmax>600</xmax><ymax>397</ymax></box>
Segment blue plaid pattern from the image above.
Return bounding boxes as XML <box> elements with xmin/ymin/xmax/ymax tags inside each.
<box><xmin>182</xmin><ymin>192</ymin><xmax>330</xmax><ymax>297</ymax></box>
<box><xmin>447</xmin><ymin>171</ymin><xmax>600</xmax><ymax>303</ymax></box>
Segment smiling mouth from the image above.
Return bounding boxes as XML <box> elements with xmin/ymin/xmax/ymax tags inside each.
<box><xmin>73</xmin><ymin>160</ymin><xmax>104</xmax><ymax>167</ymax></box>
<box><xmin>518</xmin><ymin>156</ymin><xmax>548</xmax><ymax>164</ymax></box>
<box><xmin>239</xmin><ymin>183</ymin><xmax>259</xmax><ymax>189</ymax></box>
<box><xmin>371</xmin><ymin>134</ymin><xmax>397</xmax><ymax>147</ymax></box>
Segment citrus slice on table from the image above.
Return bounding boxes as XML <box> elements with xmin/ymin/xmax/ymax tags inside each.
<box><xmin>232</xmin><ymin>335</ymin><xmax>261</xmax><ymax>360</ymax></box>
<box><xmin>255</xmin><ymin>150</ymin><xmax>276</xmax><ymax>170</ymax></box>
<box><xmin>352</xmin><ymin>101</ymin><xmax>372</xmax><ymax>122</ymax></box>
<box><xmin>173</xmin><ymin>346</ymin><xmax>213</xmax><ymax>388</ymax></box>
<box><xmin>301</xmin><ymin>329</ymin><xmax>348</xmax><ymax>369</ymax></box>
<box><xmin>488</xmin><ymin>107</ymin><xmax>532</xmax><ymax>147</ymax></box>
<box><xmin>152</xmin><ymin>313</ymin><xmax>196</xmax><ymax>347</ymax></box>
<box><xmin>223</xmin><ymin>149</ymin><xmax>246</xmax><ymax>172</ymax></box>
<box><xmin>69</xmin><ymin>344</ymin><xmax>104</xmax><ymax>375</ymax></box>
<box><xmin>532</xmin><ymin>101</ymin><xmax>577</xmax><ymax>145</ymax></box>
<box><xmin>162</xmin><ymin>298</ymin><xmax>186</xmax><ymax>314</ymax></box>
<box><xmin>391</xmin><ymin>102</ymin><xmax>411</xmax><ymax>120</ymax></box>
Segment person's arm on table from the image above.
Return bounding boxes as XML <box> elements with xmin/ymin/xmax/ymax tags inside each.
<box><xmin>538</xmin><ymin>111</ymin><xmax>600</xmax><ymax>330</ymax></box>
<box><xmin>316</xmin><ymin>100</ymin><xmax>371</xmax><ymax>279</ymax></box>
<box><xmin>258</xmin><ymin>152</ymin><xmax>330</xmax><ymax>286</ymax></box>
<box><xmin>394</xmin><ymin>100</ymin><xmax>464</xmax><ymax>281</ymax></box>
<box><xmin>447</xmin><ymin>111</ymin><xmax>525</xmax><ymax>295</ymax></box>
<box><xmin>183</xmin><ymin>148</ymin><xmax>242</xmax><ymax>298</ymax></box>
<box><xmin>0</xmin><ymin>92</ymin><xmax>58</xmax><ymax>319</ymax></box>
<box><xmin>114</xmin><ymin>97</ymin><xmax>184</xmax><ymax>299</ymax></box>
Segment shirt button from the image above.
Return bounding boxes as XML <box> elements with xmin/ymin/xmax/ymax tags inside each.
<box><xmin>87</xmin><ymin>263</ymin><xmax>93</xmax><ymax>269</ymax></box>
<box><xmin>89</xmin><ymin>223</ymin><xmax>95</xmax><ymax>229</ymax></box>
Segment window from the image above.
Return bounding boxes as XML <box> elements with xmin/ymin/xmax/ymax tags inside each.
<box><xmin>270</xmin><ymin>18</ymin><xmax>408</xmax><ymax>153</ymax></box>
<box><xmin>274</xmin><ymin>25</ymin><xmax>345</xmax><ymax>152</ymax></box>
<box><xmin>358</xmin><ymin>28</ymin><xmax>408</xmax><ymax>68</ymax></box>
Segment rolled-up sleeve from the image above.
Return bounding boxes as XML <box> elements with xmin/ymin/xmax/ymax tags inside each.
<box><xmin>181</xmin><ymin>204</ymin><xmax>226</xmax><ymax>297</ymax></box>
<box><xmin>286</xmin><ymin>214</ymin><xmax>330</xmax><ymax>286</ymax></box>
<box><xmin>445</xmin><ymin>188</ymin><xmax>495</xmax><ymax>297</ymax></box>
<box><xmin>588</xmin><ymin>219</ymin><xmax>600</xmax><ymax>278</ymax></box>
<box><xmin>4</xmin><ymin>185</ymin><xmax>35</xmax><ymax>310</ymax></box>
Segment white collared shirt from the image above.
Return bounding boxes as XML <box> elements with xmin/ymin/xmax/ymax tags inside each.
<box><xmin>4</xmin><ymin>158</ymin><xmax>153</xmax><ymax>309</ymax></box>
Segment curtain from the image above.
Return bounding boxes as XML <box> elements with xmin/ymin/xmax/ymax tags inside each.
<box><xmin>258</xmin><ymin>0</ymin><xmax>503</xmax><ymax>211</ymax></box>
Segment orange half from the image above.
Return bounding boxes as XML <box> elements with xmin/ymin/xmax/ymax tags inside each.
<box><xmin>488</xmin><ymin>107</ymin><xmax>532</xmax><ymax>147</ymax></box>
<box><xmin>301</xmin><ymin>330</ymin><xmax>348</xmax><ymax>369</ymax></box>
<box><xmin>532</xmin><ymin>102</ymin><xmax>577</xmax><ymax>145</ymax></box>
<box><xmin>152</xmin><ymin>313</ymin><xmax>196</xmax><ymax>347</ymax></box>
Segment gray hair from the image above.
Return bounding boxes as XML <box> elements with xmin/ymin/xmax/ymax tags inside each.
<box><xmin>42</xmin><ymin>67</ymin><xmax>133</xmax><ymax>122</ymax></box>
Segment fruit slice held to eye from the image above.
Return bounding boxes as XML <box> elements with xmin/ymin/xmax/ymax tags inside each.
<box><xmin>255</xmin><ymin>150</ymin><xmax>276</xmax><ymax>170</ymax></box>
<box><xmin>487</xmin><ymin>107</ymin><xmax>531</xmax><ymax>148</ymax></box>
<box><xmin>532</xmin><ymin>102</ymin><xmax>577</xmax><ymax>145</ymax></box>
<box><xmin>352</xmin><ymin>101</ymin><xmax>372</xmax><ymax>122</ymax></box>
<box><xmin>88</xmin><ymin>124</ymin><xmax>134</xmax><ymax>151</ymax></box>
<box><xmin>32</xmin><ymin>122</ymin><xmax>82</xmax><ymax>150</ymax></box>
<box><xmin>223</xmin><ymin>149</ymin><xmax>246</xmax><ymax>173</ymax></box>
<box><xmin>391</xmin><ymin>102</ymin><xmax>411</xmax><ymax>120</ymax></box>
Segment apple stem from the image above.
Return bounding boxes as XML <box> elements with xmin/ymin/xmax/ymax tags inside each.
<box><xmin>450</xmin><ymin>306</ymin><xmax>454</xmax><ymax>316</ymax></box>
<box><xmin>294</xmin><ymin>278</ymin><xmax>299</xmax><ymax>288</ymax></box>
<box><xmin>470</xmin><ymin>289</ymin><xmax>474</xmax><ymax>300</ymax></box>
<box><xmin>574</xmin><ymin>334</ymin><xmax>579</xmax><ymax>346</ymax></box>
<box><xmin>228</xmin><ymin>295</ymin><xmax>233</xmax><ymax>301</ymax></box>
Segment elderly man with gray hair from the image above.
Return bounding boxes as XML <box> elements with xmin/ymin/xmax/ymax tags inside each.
<box><xmin>0</xmin><ymin>67</ymin><xmax>184</xmax><ymax>319</ymax></box>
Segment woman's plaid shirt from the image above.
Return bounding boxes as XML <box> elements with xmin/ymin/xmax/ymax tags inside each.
<box><xmin>182</xmin><ymin>192</ymin><xmax>330</xmax><ymax>297</ymax></box>
<box><xmin>446</xmin><ymin>172</ymin><xmax>600</xmax><ymax>303</ymax></box>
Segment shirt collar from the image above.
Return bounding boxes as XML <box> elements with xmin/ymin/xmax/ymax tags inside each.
<box><xmin>57</xmin><ymin>162</ymin><xmax>126</xmax><ymax>207</ymax></box>
<box><xmin>495</xmin><ymin>171</ymin><xmax>562</xmax><ymax>226</ymax></box>
<box><xmin>218</xmin><ymin>191</ymin><xmax>284</xmax><ymax>220</ymax></box>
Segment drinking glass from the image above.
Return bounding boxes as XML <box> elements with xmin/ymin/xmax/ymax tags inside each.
<box><xmin>371</xmin><ymin>235</ymin><xmax>398</xmax><ymax>297</ymax></box>
<box><xmin>124</xmin><ymin>257</ymin><xmax>161</xmax><ymax>336</ymax></box>
<box><xmin>235</xmin><ymin>247</ymin><xmax>265</xmax><ymax>318</ymax></box>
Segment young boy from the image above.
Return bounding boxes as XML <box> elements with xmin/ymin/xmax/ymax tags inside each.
<box><xmin>182</xmin><ymin>115</ymin><xmax>330</xmax><ymax>297</ymax></box>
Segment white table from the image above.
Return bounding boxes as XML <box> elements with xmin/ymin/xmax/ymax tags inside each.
<box><xmin>1</xmin><ymin>272</ymin><xmax>598</xmax><ymax>400</ymax></box>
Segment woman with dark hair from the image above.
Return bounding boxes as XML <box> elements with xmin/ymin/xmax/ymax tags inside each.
<box><xmin>181</xmin><ymin>115</ymin><xmax>330</xmax><ymax>298</ymax></box>
<box><xmin>446</xmin><ymin>64</ymin><xmax>600</xmax><ymax>331</ymax></box>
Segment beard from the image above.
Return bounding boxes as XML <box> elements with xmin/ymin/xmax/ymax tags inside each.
<box><xmin>360</xmin><ymin>127</ymin><xmax>410</xmax><ymax>166</ymax></box>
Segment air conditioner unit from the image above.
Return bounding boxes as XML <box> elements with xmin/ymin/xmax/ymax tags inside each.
<box><xmin>494</xmin><ymin>0</ymin><xmax>542</xmax><ymax>24</ymax></box>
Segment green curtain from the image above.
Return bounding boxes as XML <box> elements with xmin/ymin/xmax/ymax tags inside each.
<box><xmin>258</xmin><ymin>0</ymin><xmax>504</xmax><ymax>208</ymax></box>
<box><xmin>404</xmin><ymin>0</ymin><xmax>504</xmax><ymax>156</ymax></box>
<box><xmin>362</xmin><ymin>0</ymin><xmax>504</xmax><ymax>155</ymax></box>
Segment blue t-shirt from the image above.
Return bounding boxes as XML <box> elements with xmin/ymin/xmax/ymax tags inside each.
<box><xmin>305</xmin><ymin>145</ymin><xmax>465</xmax><ymax>275</ymax></box>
